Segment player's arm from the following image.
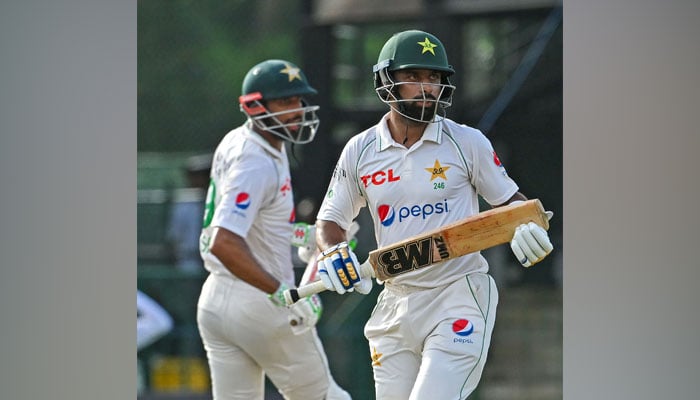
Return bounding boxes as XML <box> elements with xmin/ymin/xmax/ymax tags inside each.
<box><xmin>316</xmin><ymin>219</ymin><xmax>348</xmax><ymax>251</ymax></box>
<box><xmin>209</xmin><ymin>226</ymin><xmax>281</xmax><ymax>295</ymax></box>
<box><xmin>495</xmin><ymin>191</ymin><xmax>528</xmax><ymax>207</ymax></box>
<box><xmin>210</xmin><ymin>226</ymin><xmax>322</xmax><ymax>332</ymax></box>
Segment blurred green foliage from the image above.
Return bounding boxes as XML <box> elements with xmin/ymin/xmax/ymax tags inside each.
<box><xmin>138</xmin><ymin>0</ymin><xmax>303</xmax><ymax>152</ymax></box>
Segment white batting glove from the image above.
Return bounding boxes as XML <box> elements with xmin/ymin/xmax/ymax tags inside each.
<box><xmin>510</xmin><ymin>221</ymin><xmax>554</xmax><ymax>267</ymax></box>
<box><xmin>288</xmin><ymin>293</ymin><xmax>323</xmax><ymax>334</ymax></box>
<box><xmin>353</xmin><ymin>275</ymin><xmax>373</xmax><ymax>295</ymax></box>
<box><xmin>291</xmin><ymin>222</ymin><xmax>317</xmax><ymax>263</ymax></box>
<box><xmin>317</xmin><ymin>241</ymin><xmax>372</xmax><ymax>295</ymax></box>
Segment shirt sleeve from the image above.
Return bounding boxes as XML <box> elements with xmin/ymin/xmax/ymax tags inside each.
<box><xmin>469</xmin><ymin>130</ymin><xmax>519</xmax><ymax>205</ymax></box>
<box><xmin>317</xmin><ymin>139</ymin><xmax>366</xmax><ymax>230</ymax></box>
<box><xmin>211</xmin><ymin>153</ymin><xmax>274</xmax><ymax>238</ymax></box>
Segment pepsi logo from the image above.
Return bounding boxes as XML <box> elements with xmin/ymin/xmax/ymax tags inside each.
<box><xmin>235</xmin><ymin>192</ymin><xmax>251</xmax><ymax>210</ymax></box>
<box><xmin>452</xmin><ymin>319</ymin><xmax>474</xmax><ymax>337</ymax></box>
<box><xmin>376</xmin><ymin>200</ymin><xmax>450</xmax><ymax>228</ymax></box>
<box><xmin>377</xmin><ymin>204</ymin><xmax>395</xmax><ymax>227</ymax></box>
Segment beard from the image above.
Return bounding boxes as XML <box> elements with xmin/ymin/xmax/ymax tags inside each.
<box><xmin>399</xmin><ymin>100</ymin><xmax>438</xmax><ymax>122</ymax></box>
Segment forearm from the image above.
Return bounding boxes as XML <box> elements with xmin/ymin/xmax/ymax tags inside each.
<box><xmin>210</xmin><ymin>227</ymin><xmax>280</xmax><ymax>294</ymax></box>
<box><xmin>315</xmin><ymin>219</ymin><xmax>348</xmax><ymax>251</ymax></box>
<box><xmin>494</xmin><ymin>191</ymin><xmax>528</xmax><ymax>208</ymax></box>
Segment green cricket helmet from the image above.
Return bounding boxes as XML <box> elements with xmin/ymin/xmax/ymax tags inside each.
<box><xmin>239</xmin><ymin>59</ymin><xmax>320</xmax><ymax>144</ymax></box>
<box><xmin>373</xmin><ymin>30</ymin><xmax>456</xmax><ymax>122</ymax></box>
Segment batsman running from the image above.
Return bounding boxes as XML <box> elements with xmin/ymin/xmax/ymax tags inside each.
<box><xmin>311</xmin><ymin>30</ymin><xmax>554</xmax><ymax>399</ymax></box>
<box><xmin>196</xmin><ymin>59</ymin><xmax>351</xmax><ymax>400</ymax></box>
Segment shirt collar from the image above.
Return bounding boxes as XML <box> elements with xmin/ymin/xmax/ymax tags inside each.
<box><xmin>375</xmin><ymin>113</ymin><xmax>443</xmax><ymax>152</ymax></box>
<box><xmin>243</xmin><ymin>122</ymin><xmax>286</xmax><ymax>160</ymax></box>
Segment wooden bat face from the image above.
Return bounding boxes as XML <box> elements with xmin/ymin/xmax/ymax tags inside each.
<box><xmin>367</xmin><ymin>199</ymin><xmax>549</xmax><ymax>281</ymax></box>
<box><xmin>371</xmin><ymin>234</ymin><xmax>449</xmax><ymax>278</ymax></box>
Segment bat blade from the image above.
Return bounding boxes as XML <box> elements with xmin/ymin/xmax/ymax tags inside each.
<box><xmin>367</xmin><ymin>199</ymin><xmax>549</xmax><ymax>281</ymax></box>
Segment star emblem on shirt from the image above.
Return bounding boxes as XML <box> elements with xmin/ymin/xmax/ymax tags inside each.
<box><xmin>417</xmin><ymin>37</ymin><xmax>438</xmax><ymax>55</ymax></box>
<box><xmin>371</xmin><ymin>347</ymin><xmax>382</xmax><ymax>367</ymax></box>
<box><xmin>425</xmin><ymin>159</ymin><xmax>450</xmax><ymax>181</ymax></box>
<box><xmin>279</xmin><ymin>64</ymin><xmax>301</xmax><ymax>82</ymax></box>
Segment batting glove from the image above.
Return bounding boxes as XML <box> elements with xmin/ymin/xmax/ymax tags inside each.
<box><xmin>289</xmin><ymin>293</ymin><xmax>323</xmax><ymax>335</ymax></box>
<box><xmin>317</xmin><ymin>241</ymin><xmax>372</xmax><ymax>295</ymax></box>
<box><xmin>510</xmin><ymin>221</ymin><xmax>554</xmax><ymax>267</ymax></box>
<box><xmin>291</xmin><ymin>222</ymin><xmax>317</xmax><ymax>263</ymax></box>
<box><xmin>269</xmin><ymin>283</ymin><xmax>291</xmax><ymax>307</ymax></box>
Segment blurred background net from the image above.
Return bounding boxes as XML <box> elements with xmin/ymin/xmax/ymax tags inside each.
<box><xmin>138</xmin><ymin>1</ymin><xmax>562</xmax><ymax>399</ymax></box>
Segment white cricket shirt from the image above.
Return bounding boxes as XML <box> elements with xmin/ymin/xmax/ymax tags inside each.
<box><xmin>317</xmin><ymin>113</ymin><xmax>518</xmax><ymax>288</ymax></box>
<box><xmin>200</xmin><ymin>124</ymin><xmax>296</xmax><ymax>286</ymax></box>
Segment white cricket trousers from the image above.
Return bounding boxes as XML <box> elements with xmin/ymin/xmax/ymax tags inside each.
<box><xmin>364</xmin><ymin>273</ymin><xmax>498</xmax><ymax>400</ymax></box>
<box><xmin>197</xmin><ymin>274</ymin><xmax>351</xmax><ymax>400</ymax></box>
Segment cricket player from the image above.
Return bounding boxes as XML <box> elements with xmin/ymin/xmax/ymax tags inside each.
<box><xmin>314</xmin><ymin>30</ymin><xmax>554</xmax><ymax>399</ymax></box>
<box><xmin>196</xmin><ymin>59</ymin><xmax>351</xmax><ymax>400</ymax></box>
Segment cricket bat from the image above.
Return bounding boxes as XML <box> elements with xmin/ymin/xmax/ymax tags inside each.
<box><xmin>284</xmin><ymin>199</ymin><xmax>549</xmax><ymax>305</ymax></box>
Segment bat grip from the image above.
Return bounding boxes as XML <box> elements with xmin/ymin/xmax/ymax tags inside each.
<box><xmin>283</xmin><ymin>261</ymin><xmax>374</xmax><ymax>305</ymax></box>
<box><xmin>284</xmin><ymin>280</ymin><xmax>327</xmax><ymax>305</ymax></box>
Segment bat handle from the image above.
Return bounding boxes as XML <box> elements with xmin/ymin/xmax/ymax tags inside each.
<box><xmin>283</xmin><ymin>260</ymin><xmax>374</xmax><ymax>305</ymax></box>
<box><xmin>284</xmin><ymin>280</ymin><xmax>327</xmax><ymax>305</ymax></box>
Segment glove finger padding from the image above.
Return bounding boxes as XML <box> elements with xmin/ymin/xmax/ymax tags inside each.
<box><xmin>317</xmin><ymin>258</ymin><xmax>337</xmax><ymax>292</ymax></box>
<box><xmin>328</xmin><ymin>252</ymin><xmax>355</xmax><ymax>294</ymax></box>
<box><xmin>510</xmin><ymin>239</ymin><xmax>530</xmax><ymax>268</ymax></box>
<box><xmin>347</xmin><ymin>248</ymin><xmax>372</xmax><ymax>293</ymax></box>
<box><xmin>511</xmin><ymin>222</ymin><xmax>554</xmax><ymax>267</ymax></box>
<box><xmin>317</xmin><ymin>251</ymin><xmax>348</xmax><ymax>294</ymax></box>
<box><xmin>289</xmin><ymin>294</ymin><xmax>323</xmax><ymax>335</ymax></box>
<box><xmin>317</xmin><ymin>242</ymin><xmax>364</xmax><ymax>295</ymax></box>
<box><xmin>518</xmin><ymin>225</ymin><xmax>547</xmax><ymax>259</ymax></box>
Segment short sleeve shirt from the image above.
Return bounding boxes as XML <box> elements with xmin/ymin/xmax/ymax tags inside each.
<box><xmin>200</xmin><ymin>125</ymin><xmax>296</xmax><ymax>286</ymax></box>
<box><xmin>317</xmin><ymin>114</ymin><xmax>518</xmax><ymax>288</ymax></box>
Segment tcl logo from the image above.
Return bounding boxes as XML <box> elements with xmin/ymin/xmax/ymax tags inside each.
<box><xmin>360</xmin><ymin>169</ymin><xmax>400</xmax><ymax>188</ymax></box>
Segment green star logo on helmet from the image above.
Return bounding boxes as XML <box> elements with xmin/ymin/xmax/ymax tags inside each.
<box><xmin>417</xmin><ymin>37</ymin><xmax>437</xmax><ymax>55</ymax></box>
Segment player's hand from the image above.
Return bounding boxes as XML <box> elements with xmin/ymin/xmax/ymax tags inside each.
<box><xmin>510</xmin><ymin>222</ymin><xmax>554</xmax><ymax>267</ymax></box>
<box><xmin>269</xmin><ymin>282</ymin><xmax>292</xmax><ymax>307</ymax></box>
<box><xmin>317</xmin><ymin>241</ymin><xmax>372</xmax><ymax>295</ymax></box>
<box><xmin>288</xmin><ymin>293</ymin><xmax>323</xmax><ymax>335</ymax></box>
